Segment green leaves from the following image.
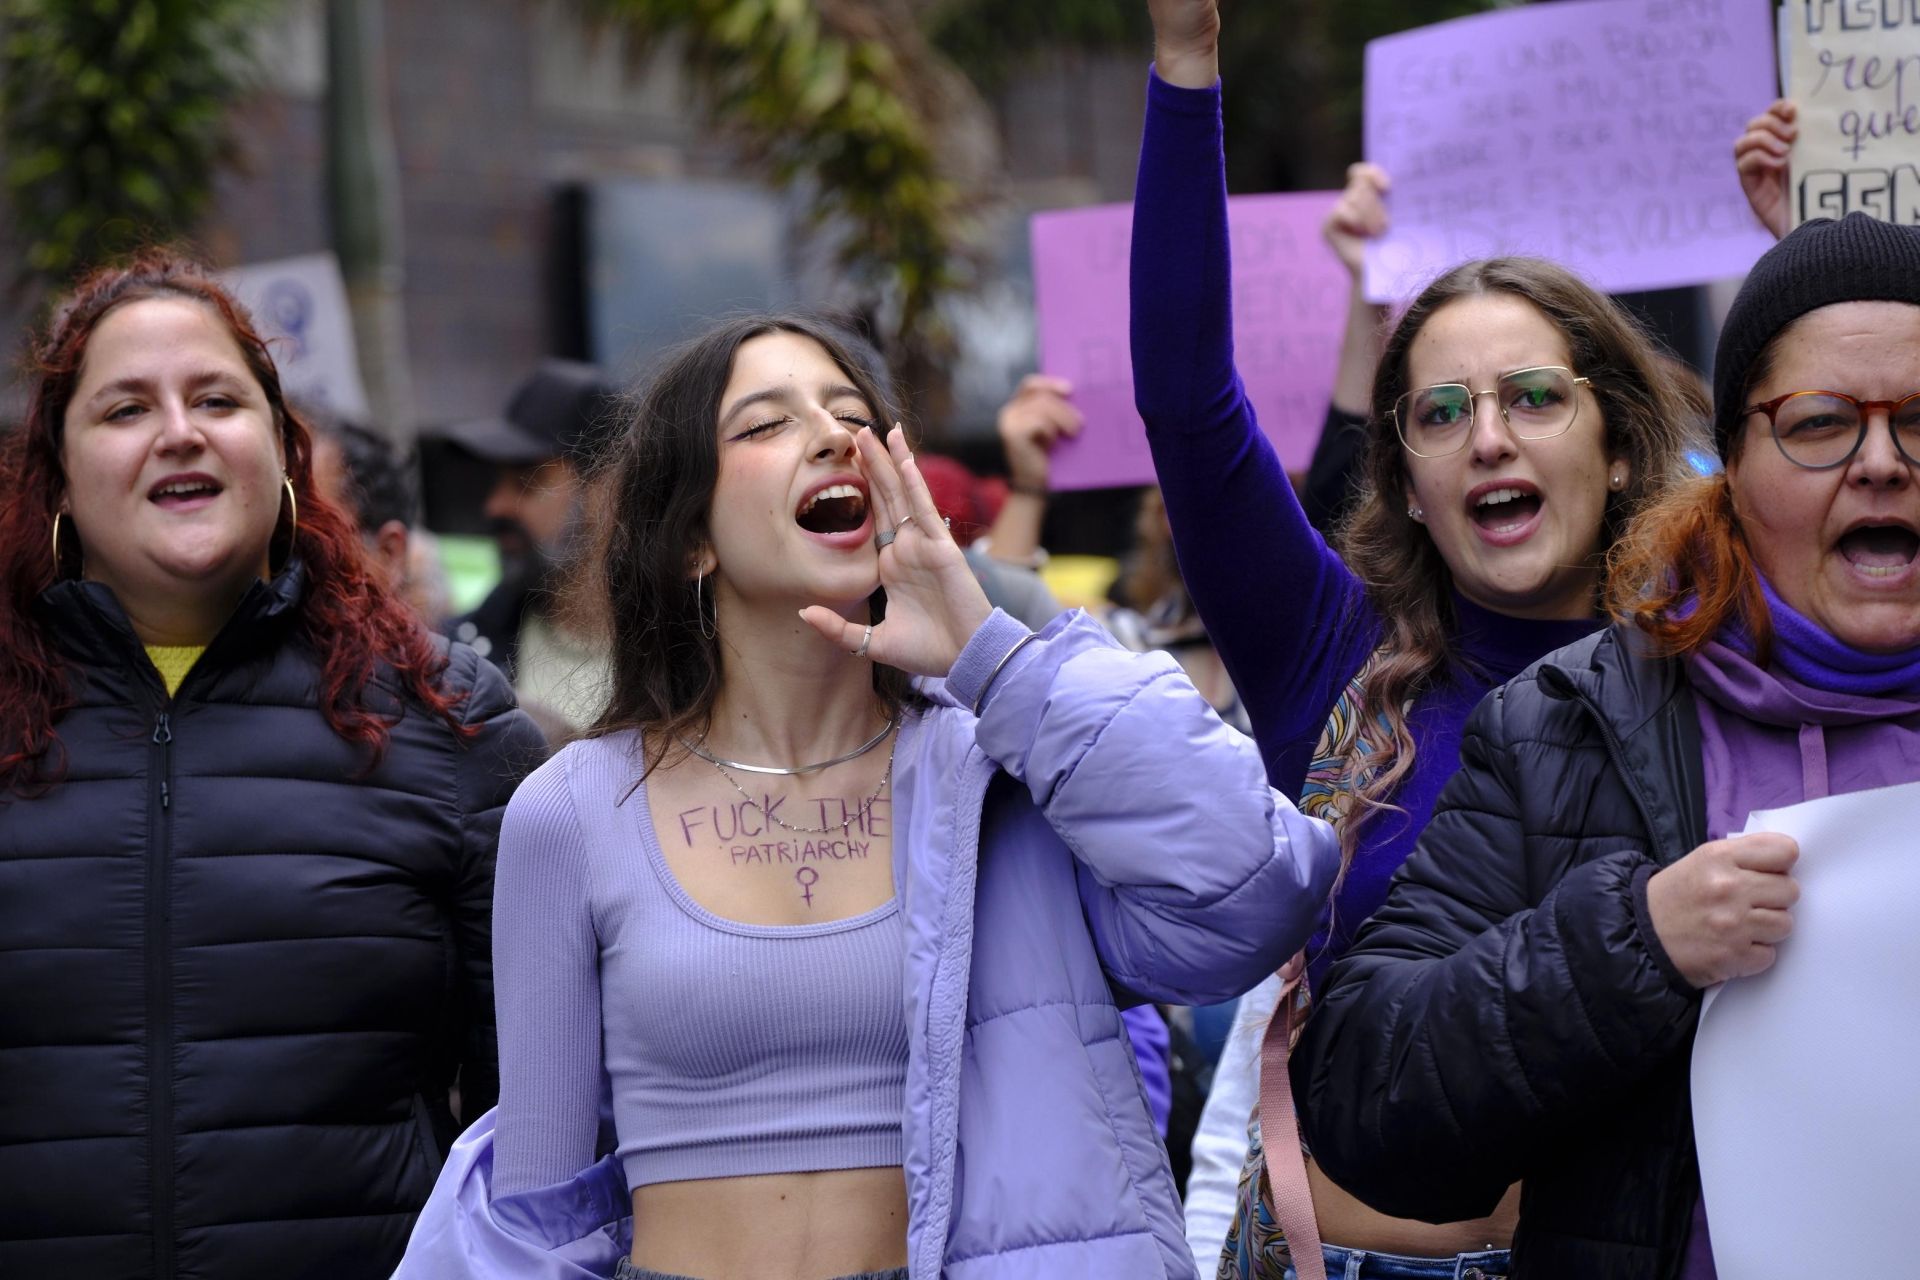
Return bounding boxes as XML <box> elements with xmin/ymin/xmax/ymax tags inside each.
<box><xmin>0</xmin><ymin>0</ymin><xmax>1513</xmax><ymax>377</ymax></box>
<box><xmin>0</xmin><ymin>0</ymin><xmax>271</xmax><ymax>287</ymax></box>
<box><xmin>583</xmin><ymin>0</ymin><xmax>965</xmax><ymax>354</ymax></box>
<box><xmin>926</xmin><ymin>0</ymin><xmax>1152</xmax><ymax>90</ymax></box>
<box><xmin>930</xmin><ymin>1</ymin><xmax>1505</xmax><ymax>192</ymax></box>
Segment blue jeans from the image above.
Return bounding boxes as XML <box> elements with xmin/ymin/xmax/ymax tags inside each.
<box><xmin>1284</xmin><ymin>1245</ymin><xmax>1510</xmax><ymax>1280</ymax></box>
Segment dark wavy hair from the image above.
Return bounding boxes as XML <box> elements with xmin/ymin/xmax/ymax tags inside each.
<box><xmin>0</xmin><ymin>250</ymin><xmax>467</xmax><ymax>796</ymax></box>
<box><xmin>1323</xmin><ymin>258</ymin><xmax>1699</xmax><ymax>873</ymax></box>
<box><xmin>305</xmin><ymin>404</ymin><xmax>419</xmax><ymax>531</ymax></box>
<box><xmin>589</xmin><ymin>313</ymin><xmax>917</xmax><ymax>776</ymax></box>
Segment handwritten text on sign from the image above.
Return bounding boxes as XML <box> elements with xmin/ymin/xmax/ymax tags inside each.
<box><xmin>1030</xmin><ymin>193</ymin><xmax>1346</xmax><ymax>491</ymax></box>
<box><xmin>1363</xmin><ymin>0</ymin><xmax>1778</xmax><ymax>302</ymax></box>
<box><xmin>1789</xmin><ymin>1</ymin><xmax>1920</xmax><ymax>225</ymax></box>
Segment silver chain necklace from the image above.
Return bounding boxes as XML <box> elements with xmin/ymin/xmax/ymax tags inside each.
<box><xmin>700</xmin><ymin>734</ymin><xmax>898</xmax><ymax>837</ymax></box>
<box><xmin>680</xmin><ymin>714</ymin><xmax>899</xmax><ymax>777</ymax></box>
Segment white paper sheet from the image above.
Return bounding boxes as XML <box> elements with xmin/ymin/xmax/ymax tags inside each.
<box><xmin>1691</xmin><ymin>779</ymin><xmax>1920</xmax><ymax>1277</ymax></box>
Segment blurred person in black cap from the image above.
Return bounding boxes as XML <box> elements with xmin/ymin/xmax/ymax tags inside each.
<box><xmin>429</xmin><ymin>360</ymin><xmax>616</xmax><ymax>738</ymax></box>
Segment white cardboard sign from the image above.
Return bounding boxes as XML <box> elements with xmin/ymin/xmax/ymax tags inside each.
<box><xmin>1691</xmin><ymin>779</ymin><xmax>1920</xmax><ymax>1276</ymax></box>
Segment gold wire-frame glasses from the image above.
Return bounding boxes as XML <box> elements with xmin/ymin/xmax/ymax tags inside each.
<box><xmin>1391</xmin><ymin>365</ymin><xmax>1593</xmax><ymax>459</ymax></box>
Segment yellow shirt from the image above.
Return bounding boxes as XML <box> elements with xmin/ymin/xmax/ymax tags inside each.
<box><xmin>145</xmin><ymin>645</ymin><xmax>206</xmax><ymax>698</ymax></box>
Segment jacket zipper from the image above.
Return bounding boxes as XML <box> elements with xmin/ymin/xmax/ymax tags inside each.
<box><xmin>1541</xmin><ymin>665</ymin><xmax>1703</xmax><ymax>1280</ymax></box>
<box><xmin>148</xmin><ymin>710</ymin><xmax>175</xmax><ymax>1277</ymax></box>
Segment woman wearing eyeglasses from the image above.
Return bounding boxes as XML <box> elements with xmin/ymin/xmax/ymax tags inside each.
<box><xmin>1295</xmin><ymin>213</ymin><xmax>1920</xmax><ymax>1278</ymax></box>
<box><xmin>1136</xmin><ymin>3</ymin><xmax>1699</xmax><ymax>1277</ymax></box>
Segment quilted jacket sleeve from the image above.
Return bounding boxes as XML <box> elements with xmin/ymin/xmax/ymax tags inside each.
<box><xmin>947</xmin><ymin>609</ymin><xmax>1339</xmax><ymax>1009</ymax></box>
<box><xmin>448</xmin><ymin>645</ymin><xmax>548</xmax><ymax>1125</ymax></box>
<box><xmin>1289</xmin><ymin>684</ymin><xmax>1700</xmax><ymax>1222</ymax></box>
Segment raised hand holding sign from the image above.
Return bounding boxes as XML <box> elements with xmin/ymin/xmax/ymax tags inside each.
<box><xmin>1736</xmin><ymin>98</ymin><xmax>1800</xmax><ymax>238</ymax></box>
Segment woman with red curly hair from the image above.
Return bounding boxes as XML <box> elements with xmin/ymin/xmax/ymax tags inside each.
<box><xmin>0</xmin><ymin>252</ymin><xmax>545</xmax><ymax>1280</ymax></box>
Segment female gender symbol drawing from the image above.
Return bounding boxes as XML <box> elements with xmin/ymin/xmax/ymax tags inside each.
<box><xmin>795</xmin><ymin>867</ymin><xmax>820</xmax><ymax>907</ymax></box>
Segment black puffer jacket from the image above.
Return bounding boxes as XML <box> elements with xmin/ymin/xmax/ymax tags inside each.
<box><xmin>0</xmin><ymin>564</ymin><xmax>544</xmax><ymax>1279</ymax></box>
<box><xmin>1293</xmin><ymin>624</ymin><xmax>1711</xmax><ymax>1280</ymax></box>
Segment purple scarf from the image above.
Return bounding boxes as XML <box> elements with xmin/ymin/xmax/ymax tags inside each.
<box><xmin>1689</xmin><ymin>579</ymin><xmax>1920</xmax><ymax>839</ymax></box>
<box><xmin>1757</xmin><ymin>576</ymin><xmax>1920</xmax><ymax>698</ymax></box>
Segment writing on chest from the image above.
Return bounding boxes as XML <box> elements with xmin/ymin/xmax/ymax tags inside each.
<box><xmin>674</xmin><ymin>794</ymin><xmax>890</xmax><ymax>842</ymax></box>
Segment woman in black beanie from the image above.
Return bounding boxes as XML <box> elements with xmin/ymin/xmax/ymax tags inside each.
<box><xmin>1291</xmin><ymin>211</ymin><xmax>1920</xmax><ymax>1279</ymax></box>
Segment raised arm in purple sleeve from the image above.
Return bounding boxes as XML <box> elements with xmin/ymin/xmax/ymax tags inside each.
<box><xmin>1128</xmin><ymin>69</ymin><xmax>1380</xmax><ymax>796</ymax></box>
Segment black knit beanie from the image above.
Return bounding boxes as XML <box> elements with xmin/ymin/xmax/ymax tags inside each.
<box><xmin>1712</xmin><ymin>211</ymin><xmax>1920</xmax><ymax>459</ymax></box>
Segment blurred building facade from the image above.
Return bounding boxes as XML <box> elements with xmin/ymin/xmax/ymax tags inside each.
<box><xmin>2</xmin><ymin>2</ymin><xmax>1152</xmax><ymax>438</ymax></box>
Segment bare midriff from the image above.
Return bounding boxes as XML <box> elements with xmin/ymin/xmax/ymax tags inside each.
<box><xmin>630</xmin><ymin>1168</ymin><xmax>909</xmax><ymax>1280</ymax></box>
<box><xmin>1304</xmin><ymin>1158</ymin><xmax>1519</xmax><ymax>1259</ymax></box>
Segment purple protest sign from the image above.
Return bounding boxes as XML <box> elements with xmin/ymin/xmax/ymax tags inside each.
<box><xmin>1363</xmin><ymin>0</ymin><xmax>1779</xmax><ymax>303</ymax></box>
<box><xmin>1031</xmin><ymin>192</ymin><xmax>1347</xmax><ymax>491</ymax></box>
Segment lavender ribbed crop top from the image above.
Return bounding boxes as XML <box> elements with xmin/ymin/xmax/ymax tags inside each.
<box><xmin>490</xmin><ymin>732</ymin><xmax>909</xmax><ymax>1196</ymax></box>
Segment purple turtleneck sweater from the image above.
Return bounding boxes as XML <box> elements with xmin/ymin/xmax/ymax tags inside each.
<box><xmin>1129</xmin><ymin>69</ymin><xmax>1599</xmax><ymax>990</ymax></box>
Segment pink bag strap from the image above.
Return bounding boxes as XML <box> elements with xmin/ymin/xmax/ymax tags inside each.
<box><xmin>1257</xmin><ymin>950</ymin><xmax>1324</xmax><ymax>1280</ymax></box>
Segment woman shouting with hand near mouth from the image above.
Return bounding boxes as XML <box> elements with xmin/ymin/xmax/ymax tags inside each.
<box><xmin>398</xmin><ymin>313</ymin><xmax>1337</xmax><ymax>1280</ymax></box>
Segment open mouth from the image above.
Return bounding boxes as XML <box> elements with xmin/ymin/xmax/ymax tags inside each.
<box><xmin>795</xmin><ymin>483</ymin><xmax>869</xmax><ymax>535</ymax></box>
<box><xmin>1469</xmin><ymin>485</ymin><xmax>1543</xmax><ymax>533</ymax></box>
<box><xmin>1838</xmin><ymin>523</ymin><xmax>1920</xmax><ymax>578</ymax></box>
<box><xmin>149</xmin><ymin>476</ymin><xmax>224</xmax><ymax>509</ymax></box>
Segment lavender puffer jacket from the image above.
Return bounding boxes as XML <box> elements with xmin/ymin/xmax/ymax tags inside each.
<box><xmin>394</xmin><ymin>609</ymin><xmax>1337</xmax><ymax>1279</ymax></box>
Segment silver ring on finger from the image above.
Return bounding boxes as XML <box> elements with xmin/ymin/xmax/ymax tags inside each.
<box><xmin>855</xmin><ymin>625</ymin><xmax>873</xmax><ymax>658</ymax></box>
<box><xmin>875</xmin><ymin>529</ymin><xmax>897</xmax><ymax>549</ymax></box>
<box><xmin>896</xmin><ymin>513</ymin><xmax>917</xmax><ymax>532</ymax></box>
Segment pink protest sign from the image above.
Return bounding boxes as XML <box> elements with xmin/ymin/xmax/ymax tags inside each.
<box><xmin>1363</xmin><ymin>0</ymin><xmax>1779</xmax><ymax>303</ymax></box>
<box><xmin>1031</xmin><ymin>192</ymin><xmax>1346</xmax><ymax>491</ymax></box>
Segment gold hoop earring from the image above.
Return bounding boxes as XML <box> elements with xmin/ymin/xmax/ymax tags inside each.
<box><xmin>50</xmin><ymin>512</ymin><xmax>67</xmax><ymax>579</ymax></box>
<box><xmin>272</xmin><ymin>476</ymin><xmax>299</xmax><ymax>575</ymax></box>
